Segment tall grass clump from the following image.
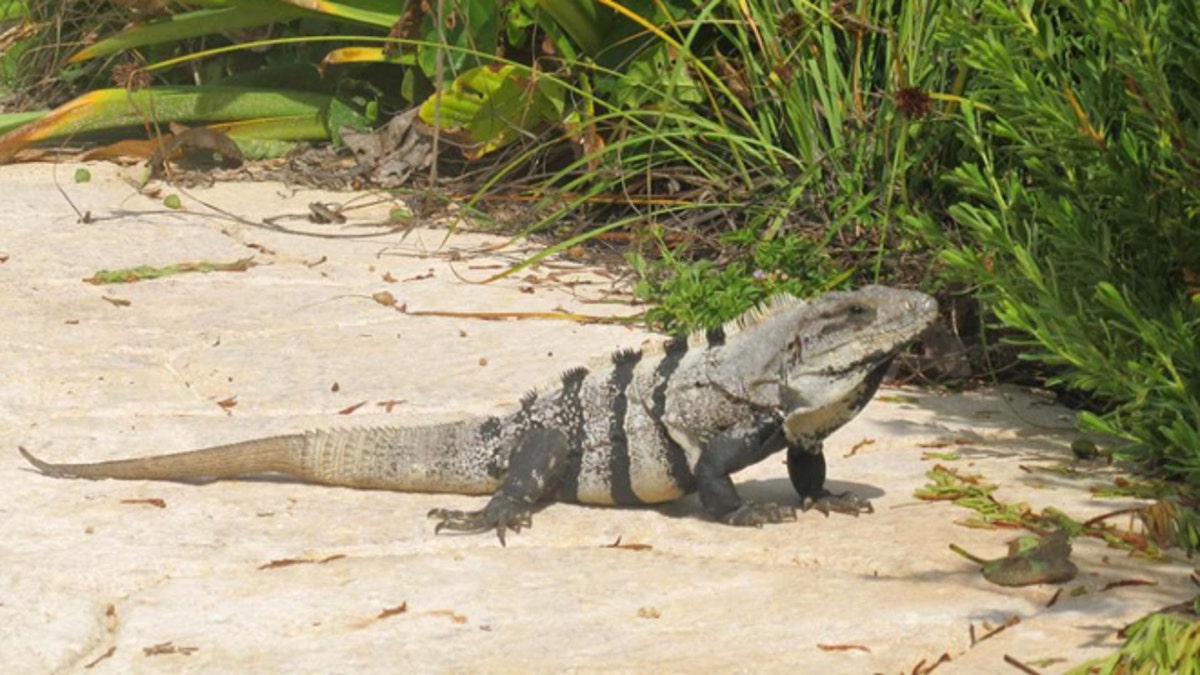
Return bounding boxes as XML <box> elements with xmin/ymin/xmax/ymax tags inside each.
<box><xmin>526</xmin><ymin>0</ymin><xmax>966</xmax><ymax>328</ymax></box>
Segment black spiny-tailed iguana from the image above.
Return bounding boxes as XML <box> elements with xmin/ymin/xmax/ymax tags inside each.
<box><xmin>20</xmin><ymin>285</ymin><xmax>937</xmax><ymax>543</ymax></box>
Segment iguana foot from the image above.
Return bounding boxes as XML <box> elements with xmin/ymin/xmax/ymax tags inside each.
<box><xmin>801</xmin><ymin>490</ymin><xmax>874</xmax><ymax>517</ymax></box>
<box><xmin>428</xmin><ymin>496</ymin><xmax>534</xmax><ymax>546</ymax></box>
<box><xmin>720</xmin><ymin>502</ymin><xmax>798</xmax><ymax>527</ymax></box>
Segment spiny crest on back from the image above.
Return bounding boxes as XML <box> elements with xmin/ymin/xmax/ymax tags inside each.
<box><xmin>524</xmin><ymin>363</ymin><xmax>593</xmax><ymax>403</ymax></box>
<box><xmin>681</xmin><ymin>293</ymin><xmax>808</xmax><ymax>349</ymax></box>
<box><xmin>524</xmin><ymin>292</ymin><xmax>814</xmax><ymax>390</ymax></box>
<box><xmin>610</xmin><ymin>347</ymin><xmax>643</xmax><ymax>367</ymax></box>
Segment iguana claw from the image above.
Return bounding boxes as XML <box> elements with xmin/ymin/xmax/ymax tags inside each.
<box><xmin>720</xmin><ymin>502</ymin><xmax>798</xmax><ymax>527</ymax></box>
<box><xmin>428</xmin><ymin>496</ymin><xmax>534</xmax><ymax>546</ymax></box>
<box><xmin>801</xmin><ymin>490</ymin><xmax>874</xmax><ymax>517</ymax></box>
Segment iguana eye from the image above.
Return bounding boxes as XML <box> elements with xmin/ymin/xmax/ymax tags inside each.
<box><xmin>847</xmin><ymin>303</ymin><xmax>868</xmax><ymax>316</ymax></box>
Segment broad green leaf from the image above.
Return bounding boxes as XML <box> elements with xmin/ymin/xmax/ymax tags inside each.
<box><xmin>273</xmin><ymin>0</ymin><xmax>398</xmax><ymax>28</ymax></box>
<box><xmin>415</xmin><ymin>0</ymin><xmax>501</xmax><ymax>77</ymax></box>
<box><xmin>72</xmin><ymin>2</ymin><xmax>311</xmax><ymax>62</ymax></box>
<box><xmin>73</xmin><ymin>0</ymin><xmax>400</xmax><ymax>63</ymax></box>
<box><xmin>0</xmin><ymin>111</ymin><xmax>46</xmax><ymax>135</ymax></box>
<box><xmin>417</xmin><ymin>65</ymin><xmax>563</xmax><ymax>159</ymax></box>
<box><xmin>0</xmin><ymin>86</ymin><xmax>338</xmax><ymax>162</ymax></box>
<box><xmin>1</xmin><ymin>1</ymin><xmax>27</xmax><ymax>20</ymax></box>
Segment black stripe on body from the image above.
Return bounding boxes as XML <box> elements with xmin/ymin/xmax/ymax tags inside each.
<box><xmin>704</xmin><ymin>326</ymin><xmax>726</xmax><ymax>347</ymax></box>
<box><xmin>648</xmin><ymin>339</ymin><xmax>697</xmax><ymax>493</ymax></box>
<box><xmin>488</xmin><ymin>389</ymin><xmax>542</xmax><ymax>479</ymax></box>
<box><xmin>478</xmin><ymin>415</ymin><xmax>506</xmax><ymax>480</ymax></box>
<box><xmin>607</xmin><ymin>349</ymin><xmax>644</xmax><ymax>505</ymax></box>
<box><xmin>554</xmin><ymin>367</ymin><xmax>590</xmax><ymax>501</ymax></box>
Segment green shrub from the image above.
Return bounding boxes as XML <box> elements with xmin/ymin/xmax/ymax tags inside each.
<box><xmin>630</xmin><ymin>231</ymin><xmax>844</xmax><ymax>332</ymax></box>
<box><xmin>932</xmin><ymin>0</ymin><xmax>1200</xmax><ymax>481</ymax></box>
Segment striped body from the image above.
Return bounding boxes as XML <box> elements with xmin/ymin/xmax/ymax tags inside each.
<box><xmin>292</xmin><ymin>342</ymin><xmax>717</xmax><ymax>506</ymax></box>
<box><xmin>21</xmin><ymin>286</ymin><xmax>939</xmax><ymax>539</ymax></box>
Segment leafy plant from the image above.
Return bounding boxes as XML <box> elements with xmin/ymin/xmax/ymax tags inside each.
<box><xmin>933</xmin><ymin>0</ymin><xmax>1200</xmax><ymax>481</ymax></box>
<box><xmin>630</xmin><ymin>231</ymin><xmax>844</xmax><ymax>332</ymax></box>
<box><xmin>1069</xmin><ymin>611</ymin><xmax>1200</xmax><ymax>675</ymax></box>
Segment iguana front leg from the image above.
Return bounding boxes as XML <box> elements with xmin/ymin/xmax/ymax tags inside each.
<box><xmin>786</xmin><ymin>442</ymin><xmax>873</xmax><ymax>516</ymax></box>
<box><xmin>694</xmin><ymin>418</ymin><xmax>797</xmax><ymax>527</ymax></box>
<box><xmin>428</xmin><ymin>428</ymin><xmax>569</xmax><ymax>545</ymax></box>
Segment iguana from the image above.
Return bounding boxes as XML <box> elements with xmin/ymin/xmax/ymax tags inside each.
<box><xmin>20</xmin><ymin>285</ymin><xmax>937</xmax><ymax>543</ymax></box>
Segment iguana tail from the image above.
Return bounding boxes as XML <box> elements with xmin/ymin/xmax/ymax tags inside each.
<box><xmin>19</xmin><ymin>423</ymin><xmax>502</xmax><ymax>495</ymax></box>
<box><xmin>19</xmin><ymin>435</ymin><xmax>306</xmax><ymax>482</ymax></box>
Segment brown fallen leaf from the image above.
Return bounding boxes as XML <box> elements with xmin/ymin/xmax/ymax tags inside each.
<box><xmin>338</xmin><ymin>401</ymin><xmax>368</xmax><ymax>415</ymax></box>
<box><xmin>604</xmin><ymin>536</ymin><xmax>653</xmax><ymax>551</ymax></box>
<box><xmin>120</xmin><ymin>498</ymin><xmax>166</xmax><ymax>509</ymax></box>
<box><xmin>372</xmin><ymin>291</ymin><xmax>398</xmax><ymax>307</ymax></box>
<box><xmin>377</xmin><ymin>399</ymin><xmax>408</xmax><ymax>412</ymax></box>
<box><xmin>403</xmin><ymin>269</ymin><xmax>435</xmax><ymax>282</ymax></box>
<box><xmin>844</xmin><ymin>437</ymin><xmax>875</xmax><ymax>458</ymax></box>
<box><xmin>817</xmin><ymin>644</ymin><xmax>871</xmax><ymax>653</ymax></box>
<box><xmin>1101</xmin><ymin>578</ymin><xmax>1156</xmax><ymax>592</ymax></box>
<box><xmin>143</xmin><ymin>642</ymin><xmax>199</xmax><ymax>657</ymax></box>
<box><xmin>147</xmin><ymin>125</ymin><xmax>244</xmax><ymax>177</ymax></box>
<box><xmin>102</xmin><ymin>296</ymin><xmax>131</xmax><ymax>307</ymax></box>
<box><xmin>258</xmin><ymin>554</ymin><xmax>346</xmax><ymax>570</ymax></box>
<box><xmin>378</xmin><ymin>603</ymin><xmax>408</xmax><ymax>619</ymax></box>
<box><xmin>83</xmin><ymin>646</ymin><xmax>116</xmax><ymax>669</ymax></box>
<box><xmin>427</xmin><ymin>609</ymin><xmax>468</xmax><ymax>624</ymax></box>
<box><xmin>216</xmin><ymin>396</ymin><xmax>238</xmax><ymax>410</ymax></box>
<box><xmin>1046</xmin><ymin>587</ymin><xmax>1063</xmax><ymax>608</ymax></box>
<box><xmin>909</xmin><ymin>651</ymin><xmax>952</xmax><ymax>674</ymax></box>
<box><xmin>1002</xmin><ymin>654</ymin><xmax>1040</xmax><ymax>675</ymax></box>
<box><xmin>403</xmin><ymin>308</ymin><xmax>640</xmax><ymax>325</ymax></box>
<box><xmin>975</xmin><ymin>616</ymin><xmax>1021</xmax><ymax>644</ymax></box>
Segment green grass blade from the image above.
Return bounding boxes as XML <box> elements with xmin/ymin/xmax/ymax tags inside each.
<box><xmin>71</xmin><ymin>2</ymin><xmax>311</xmax><ymax>62</ymax></box>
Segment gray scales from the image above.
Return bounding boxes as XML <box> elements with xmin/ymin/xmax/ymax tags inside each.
<box><xmin>20</xmin><ymin>285</ymin><xmax>938</xmax><ymax>544</ymax></box>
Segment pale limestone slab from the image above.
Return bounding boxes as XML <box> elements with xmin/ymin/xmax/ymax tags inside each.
<box><xmin>1</xmin><ymin>162</ymin><xmax>1193</xmax><ymax>673</ymax></box>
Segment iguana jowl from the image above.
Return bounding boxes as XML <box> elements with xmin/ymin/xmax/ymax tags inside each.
<box><xmin>20</xmin><ymin>285</ymin><xmax>937</xmax><ymax>543</ymax></box>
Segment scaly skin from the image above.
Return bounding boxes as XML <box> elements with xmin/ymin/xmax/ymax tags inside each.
<box><xmin>20</xmin><ymin>285</ymin><xmax>938</xmax><ymax>542</ymax></box>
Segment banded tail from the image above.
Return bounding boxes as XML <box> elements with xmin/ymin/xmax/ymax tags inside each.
<box><xmin>19</xmin><ymin>435</ymin><xmax>306</xmax><ymax>482</ymax></box>
<box><xmin>19</xmin><ymin>423</ymin><xmax>503</xmax><ymax>495</ymax></box>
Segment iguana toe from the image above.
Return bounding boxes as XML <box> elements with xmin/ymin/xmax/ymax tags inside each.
<box><xmin>428</xmin><ymin>497</ymin><xmax>534</xmax><ymax>545</ymax></box>
<box><xmin>801</xmin><ymin>490</ymin><xmax>873</xmax><ymax>517</ymax></box>
<box><xmin>720</xmin><ymin>502</ymin><xmax>798</xmax><ymax>527</ymax></box>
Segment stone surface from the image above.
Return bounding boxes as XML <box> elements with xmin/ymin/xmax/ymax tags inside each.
<box><xmin>1</xmin><ymin>162</ymin><xmax>1193</xmax><ymax>673</ymax></box>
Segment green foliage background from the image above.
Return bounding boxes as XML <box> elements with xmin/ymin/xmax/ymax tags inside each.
<box><xmin>931</xmin><ymin>0</ymin><xmax>1200</xmax><ymax>482</ymax></box>
<box><xmin>1</xmin><ymin>0</ymin><xmax>1197</xmax><ymax>485</ymax></box>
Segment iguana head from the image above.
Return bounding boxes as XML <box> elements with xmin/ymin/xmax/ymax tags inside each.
<box><xmin>706</xmin><ymin>285</ymin><xmax>937</xmax><ymax>441</ymax></box>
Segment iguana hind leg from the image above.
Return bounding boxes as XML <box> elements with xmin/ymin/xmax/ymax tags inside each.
<box><xmin>428</xmin><ymin>428</ymin><xmax>569</xmax><ymax>545</ymax></box>
<box><xmin>787</xmin><ymin>442</ymin><xmax>873</xmax><ymax>517</ymax></box>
